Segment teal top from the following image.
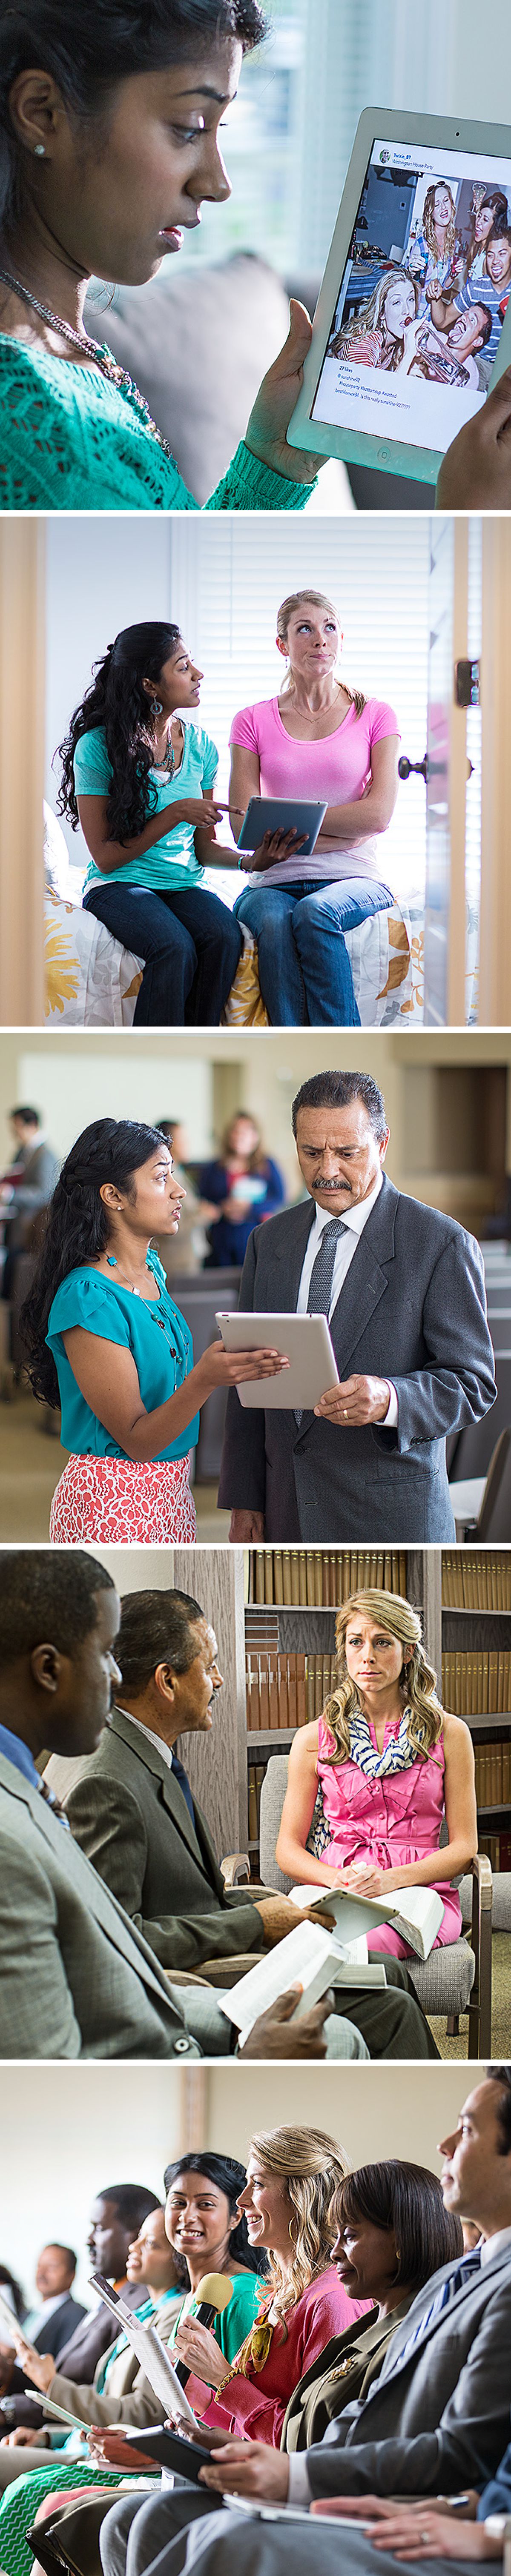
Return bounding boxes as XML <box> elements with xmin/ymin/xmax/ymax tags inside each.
<box><xmin>0</xmin><ymin>337</ymin><xmax>315</xmax><ymax>514</ymax></box>
<box><xmin>168</xmin><ymin>2270</ymin><xmax>261</xmax><ymax>2367</ymax></box>
<box><xmin>46</xmin><ymin>1249</ymin><xmax>200</xmax><ymax>1462</ymax></box>
<box><xmin>75</xmin><ymin>721</ymin><xmax>218</xmax><ymax>893</ymax></box>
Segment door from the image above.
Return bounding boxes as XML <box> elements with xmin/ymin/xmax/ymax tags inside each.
<box><xmin>398</xmin><ymin>517</ymin><xmax>481</xmax><ymax>1028</ymax></box>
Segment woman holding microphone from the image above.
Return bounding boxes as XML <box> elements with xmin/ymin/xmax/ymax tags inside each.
<box><xmin>21</xmin><ymin>1117</ymin><xmax>287</xmax><ymax>1542</ymax></box>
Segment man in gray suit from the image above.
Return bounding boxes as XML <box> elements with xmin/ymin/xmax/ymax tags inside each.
<box><xmin>98</xmin><ymin>2069</ymin><xmax>511</xmax><ymax>2576</ymax></box>
<box><xmin>0</xmin><ymin>1550</ymin><xmax>358</xmax><ymax>2064</ymax></box>
<box><xmin>55</xmin><ymin>1586</ymin><xmax>439</xmax><ymax>2060</ymax></box>
<box><xmin>218</xmin><ymin>1070</ymin><xmax>497</xmax><ymax>1544</ymax></box>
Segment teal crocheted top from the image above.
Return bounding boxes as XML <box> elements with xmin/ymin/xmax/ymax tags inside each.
<box><xmin>0</xmin><ymin>335</ymin><xmax>315</xmax><ymax>512</ymax></box>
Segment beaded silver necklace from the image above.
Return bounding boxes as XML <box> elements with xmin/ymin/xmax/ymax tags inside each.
<box><xmin>0</xmin><ymin>269</ymin><xmax>177</xmax><ymax>460</ymax></box>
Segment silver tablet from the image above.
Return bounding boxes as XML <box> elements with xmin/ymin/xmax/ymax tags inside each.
<box><xmin>215</xmin><ymin>1311</ymin><xmax>339</xmax><ymax>1409</ymax></box>
<box><xmin>237</xmin><ymin>798</ymin><xmax>327</xmax><ymax>856</ymax></box>
<box><xmin>287</xmin><ymin>106</ymin><xmax>511</xmax><ymax>486</ymax></box>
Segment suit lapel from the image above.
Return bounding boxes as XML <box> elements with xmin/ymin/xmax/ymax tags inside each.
<box><xmin>379</xmin><ymin>2246</ymin><xmax>511</xmax><ymax>2389</ymax></box>
<box><xmin>0</xmin><ymin>1760</ymin><xmax>175</xmax><ymax>2006</ymax></box>
<box><xmin>110</xmin><ymin>1707</ymin><xmax>220</xmax><ymax>1886</ymax></box>
<box><xmin>270</xmin><ymin>1198</ymin><xmax>316</xmax><ymax>1306</ymax></box>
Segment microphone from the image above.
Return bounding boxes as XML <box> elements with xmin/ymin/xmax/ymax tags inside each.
<box><xmin>173</xmin><ymin>2271</ymin><xmax>233</xmax><ymax>2387</ymax></box>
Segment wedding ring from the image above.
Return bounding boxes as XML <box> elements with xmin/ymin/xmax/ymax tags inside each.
<box><xmin>420</xmin><ymin>2533</ymin><xmax>430</xmax><ymax>2545</ymax></box>
<box><xmin>343</xmin><ymin>1407</ymin><xmax>348</xmax><ymax>1418</ymax></box>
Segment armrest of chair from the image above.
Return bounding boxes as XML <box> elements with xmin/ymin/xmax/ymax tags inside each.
<box><xmin>468</xmin><ymin>1853</ymin><xmax>493</xmax><ymax>2058</ymax></box>
<box><xmin>221</xmin><ymin>1852</ymin><xmax>251</xmax><ymax>1886</ymax></box>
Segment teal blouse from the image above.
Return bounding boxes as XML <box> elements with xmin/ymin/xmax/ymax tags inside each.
<box><xmin>0</xmin><ymin>338</ymin><xmax>315</xmax><ymax>514</ymax></box>
<box><xmin>75</xmin><ymin>721</ymin><xmax>218</xmax><ymax>894</ymax></box>
<box><xmin>46</xmin><ymin>1250</ymin><xmax>200</xmax><ymax>1462</ymax></box>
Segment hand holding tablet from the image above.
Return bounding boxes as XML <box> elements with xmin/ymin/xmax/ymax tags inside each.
<box><xmin>287</xmin><ymin>107</ymin><xmax>511</xmax><ymax>489</ymax></box>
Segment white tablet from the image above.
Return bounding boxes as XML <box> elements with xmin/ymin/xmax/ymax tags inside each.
<box><xmin>237</xmin><ymin>798</ymin><xmax>327</xmax><ymax>856</ymax></box>
<box><xmin>215</xmin><ymin>1310</ymin><xmax>339</xmax><ymax>1409</ymax></box>
<box><xmin>287</xmin><ymin>107</ymin><xmax>511</xmax><ymax>486</ymax></box>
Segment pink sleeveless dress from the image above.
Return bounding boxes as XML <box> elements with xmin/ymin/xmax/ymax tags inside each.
<box><xmin>316</xmin><ymin>1714</ymin><xmax>462</xmax><ymax>1957</ymax></box>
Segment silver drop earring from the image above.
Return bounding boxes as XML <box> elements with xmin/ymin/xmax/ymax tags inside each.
<box><xmin>153</xmin><ymin>697</ymin><xmax>164</xmax><ymax>717</ymax></box>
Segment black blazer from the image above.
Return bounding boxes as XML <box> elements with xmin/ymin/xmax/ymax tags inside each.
<box><xmin>218</xmin><ymin>1175</ymin><xmax>497</xmax><ymax>1542</ymax></box>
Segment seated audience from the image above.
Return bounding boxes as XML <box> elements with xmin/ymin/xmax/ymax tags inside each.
<box><xmin>276</xmin><ymin>1588</ymin><xmax>477</xmax><ymax>1958</ymax></box>
<box><xmin>0</xmin><ymin>1107</ymin><xmax>59</xmax><ymax>1348</ymax></box>
<box><xmin>53</xmin><ymin>1581</ymin><xmax>442</xmax><ymax>2062</ymax></box>
<box><xmin>229</xmin><ymin>592</ymin><xmax>399</xmax><ymax>1030</ymax></box>
<box><xmin>164</xmin><ymin>2069</ymin><xmax>511</xmax><ymax>2547</ymax></box>
<box><xmin>199</xmin><ymin>1116</ymin><xmax>284</xmax><ymax>1269</ymax></box>
<box><xmin>0</xmin><ymin>1551</ymin><xmax>350</xmax><ymax>2066</ymax></box>
<box><xmin>0</xmin><ymin>2189</ymin><xmax>161</xmax><ymax>2431</ymax></box>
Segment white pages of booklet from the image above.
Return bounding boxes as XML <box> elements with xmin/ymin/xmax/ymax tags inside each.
<box><xmin>88</xmin><ymin>2286</ymin><xmax>198</xmax><ymax>2428</ymax></box>
<box><xmin>219</xmin><ymin>1920</ymin><xmax>386</xmax><ymax>2044</ymax></box>
<box><xmin>291</xmin><ymin>1882</ymin><xmax>444</xmax><ymax>1961</ymax></box>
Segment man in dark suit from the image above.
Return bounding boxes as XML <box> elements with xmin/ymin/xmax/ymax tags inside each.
<box><xmin>1</xmin><ymin>2185</ymin><xmax>159</xmax><ymax>2433</ymax></box>
<box><xmin>219</xmin><ymin>1069</ymin><xmax>497</xmax><ymax>1544</ymax></box>
<box><xmin>55</xmin><ymin>1586</ymin><xmax>440</xmax><ymax>2061</ymax></box>
<box><xmin>18</xmin><ymin>2242</ymin><xmax>86</xmax><ymax>2360</ymax></box>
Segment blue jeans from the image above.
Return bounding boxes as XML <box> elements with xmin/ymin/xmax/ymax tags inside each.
<box><xmin>83</xmin><ymin>881</ymin><xmax>242</xmax><ymax>1027</ymax></box>
<box><xmin>234</xmin><ymin>876</ymin><xmax>393</xmax><ymax>1026</ymax></box>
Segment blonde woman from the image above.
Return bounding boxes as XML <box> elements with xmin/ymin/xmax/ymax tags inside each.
<box><xmin>160</xmin><ymin>2126</ymin><xmax>369</xmax><ymax>2444</ymax></box>
<box><xmin>276</xmin><ymin>1590</ymin><xmax>477</xmax><ymax>1958</ymax></box>
<box><xmin>405</xmin><ymin>181</ymin><xmax>459</xmax><ymax>309</ymax></box>
<box><xmin>330</xmin><ymin>271</ymin><xmax>418</xmax><ymax>371</ymax></box>
<box><xmin>230</xmin><ymin>589</ymin><xmax>399</xmax><ymax>1027</ymax></box>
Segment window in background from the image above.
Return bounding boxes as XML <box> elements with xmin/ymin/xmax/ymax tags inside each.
<box><xmin>169</xmin><ymin>514</ymin><xmax>430</xmax><ymax>910</ymax></box>
<box><xmin>170</xmin><ymin>0</ymin><xmax>305</xmax><ymax>277</ymax></box>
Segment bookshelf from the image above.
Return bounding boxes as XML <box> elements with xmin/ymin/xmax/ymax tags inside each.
<box><xmin>442</xmin><ymin>1551</ymin><xmax>511</xmax><ymax>1873</ymax></box>
<box><xmin>245</xmin><ymin>1548</ymin><xmax>442</xmax><ymax>1873</ymax></box>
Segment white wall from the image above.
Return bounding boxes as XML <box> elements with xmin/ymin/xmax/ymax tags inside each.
<box><xmin>0</xmin><ymin>2062</ymin><xmax>475</xmax><ymax>2313</ymax></box>
<box><xmin>16</xmin><ymin>1045</ymin><xmax>213</xmax><ymax>1166</ymax></box>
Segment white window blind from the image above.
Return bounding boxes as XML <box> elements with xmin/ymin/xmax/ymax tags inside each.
<box><xmin>169</xmin><ymin>514</ymin><xmax>430</xmax><ymax>908</ymax></box>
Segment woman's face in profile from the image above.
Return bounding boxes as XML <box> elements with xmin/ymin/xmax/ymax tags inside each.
<box><xmin>16</xmin><ymin>40</ymin><xmax>242</xmax><ymax>288</ymax></box>
<box><xmin>384</xmin><ymin>278</ymin><xmax>416</xmax><ymax>338</ymax></box>
<box><xmin>475</xmin><ymin>202</ymin><xmax>494</xmax><ymax>243</ymax></box>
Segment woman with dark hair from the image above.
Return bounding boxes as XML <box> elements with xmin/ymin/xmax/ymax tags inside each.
<box><xmin>280</xmin><ymin>2155</ymin><xmax>464</xmax><ymax>2450</ymax></box>
<box><xmin>20</xmin><ymin>1116</ymin><xmax>287</xmax><ymax>1542</ymax></box>
<box><xmin>162</xmin><ymin>2155</ymin><xmax>267</xmax><ymax>2363</ymax></box>
<box><xmin>276</xmin><ymin>1589</ymin><xmax>477</xmax><ymax>1958</ymax></box>
<box><xmin>199</xmin><ymin>1112</ymin><xmax>284</xmax><ymax>1266</ymax></box>
<box><xmin>57</xmin><ymin>622</ymin><xmax>243</xmax><ymax>1028</ymax></box>
<box><xmin>0</xmin><ymin>0</ymin><xmax>320</xmax><ymax>511</ymax></box>
<box><xmin>464</xmin><ymin>188</ymin><xmax>509</xmax><ymax>284</ymax></box>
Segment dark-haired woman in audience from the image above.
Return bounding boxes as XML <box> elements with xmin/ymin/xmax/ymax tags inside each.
<box><xmin>57</xmin><ymin>623</ymin><xmax>243</xmax><ymax>1028</ymax></box>
<box><xmin>199</xmin><ymin>1112</ymin><xmax>284</xmax><ymax>1268</ymax></box>
<box><xmin>20</xmin><ymin>1118</ymin><xmax>287</xmax><ymax>1543</ymax></box>
<box><xmin>0</xmin><ymin>0</ymin><xmax>320</xmax><ymax>512</ymax></box>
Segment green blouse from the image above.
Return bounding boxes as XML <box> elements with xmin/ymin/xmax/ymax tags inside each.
<box><xmin>0</xmin><ymin>336</ymin><xmax>314</xmax><ymax>513</ymax></box>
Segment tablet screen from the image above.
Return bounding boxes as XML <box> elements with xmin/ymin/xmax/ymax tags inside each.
<box><xmin>311</xmin><ymin>137</ymin><xmax>511</xmax><ymax>461</ymax></box>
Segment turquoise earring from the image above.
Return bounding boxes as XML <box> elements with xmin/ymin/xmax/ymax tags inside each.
<box><xmin>106</xmin><ymin>1254</ymin><xmax>118</xmax><ymax>1268</ymax></box>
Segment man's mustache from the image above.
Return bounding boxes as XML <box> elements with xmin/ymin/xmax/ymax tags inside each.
<box><xmin>312</xmin><ymin>1175</ymin><xmax>353</xmax><ymax>1192</ymax></box>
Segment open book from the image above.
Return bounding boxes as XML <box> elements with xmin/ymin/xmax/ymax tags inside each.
<box><xmin>292</xmin><ymin>1881</ymin><xmax>445</xmax><ymax>1962</ymax></box>
<box><xmin>219</xmin><ymin>1920</ymin><xmax>387</xmax><ymax>2044</ymax></box>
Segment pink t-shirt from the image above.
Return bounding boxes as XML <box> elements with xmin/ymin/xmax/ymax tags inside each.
<box><xmin>230</xmin><ymin>693</ymin><xmax>400</xmax><ymax>886</ymax></box>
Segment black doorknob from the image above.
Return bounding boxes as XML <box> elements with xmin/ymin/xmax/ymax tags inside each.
<box><xmin>398</xmin><ymin>755</ymin><xmax>428</xmax><ymax>782</ymax></box>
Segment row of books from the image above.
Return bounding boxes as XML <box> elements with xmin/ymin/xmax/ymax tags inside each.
<box><xmin>473</xmin><ymin>1743</ymin><xmax>511</xmax><ymax>1806</ymax></box>
<box><xmin>246</xmin><ymin>1650</ymin><xmax>337</xmax><ymax>1733</ymax></box>
<box><xmin>442</xmin><ymin>1553</ymin><xmax>511</xmax><ymax>1611</ymax></box>
<box><xmin>442</xmin><ymin>1649</ymin><xmax>511</xmax><ymax>1715</ymax></box>
<box><xmin>479</xmin><ymin>1832</ymin><xmax>511</xmax><ymax>1872</ymax></box>
<box><xmin>248</xmin><ymin>1549</ymin><xmax>408</xmax><ymax>1607</ymax></box>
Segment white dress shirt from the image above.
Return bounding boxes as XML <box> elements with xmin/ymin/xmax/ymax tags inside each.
<box><xmin>296</xmin><ymin>1169</ymin><xmax>397</xmax><ymax>1428</ymax></box>
<box><xmin>115</xmin><ymin>1707</ymin><xmax>175</xmax><ymax>1772</ymax></box>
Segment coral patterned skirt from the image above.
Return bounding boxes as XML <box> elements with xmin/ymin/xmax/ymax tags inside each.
<box><xmin>49</xmin><ymin>1452</ymin><xmax>197</xmax><ymax>1545</ymax></box>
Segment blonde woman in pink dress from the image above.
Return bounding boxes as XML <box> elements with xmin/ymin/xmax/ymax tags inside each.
<box><xmin>276</xmin><ymin>1589</ymin><xmax>477</xmax><ymax>1959</ymax></box>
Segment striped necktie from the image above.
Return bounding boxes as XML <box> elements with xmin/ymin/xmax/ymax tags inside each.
<box><xmin>384</xmin><ymin>2249</ymin><xmax>482</xmax><ymax>2378</ymax></box>
<box><xmin>296</xmin><ymin>1218</ymin><xmax>348</xmax><ymax>1429</ymax></box>
<box><xmin>40</xmin><ymin>1778</ymin><xmax>70</xmax><ymax>1830</ymax></box>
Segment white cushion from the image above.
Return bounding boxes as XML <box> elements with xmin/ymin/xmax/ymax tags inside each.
<box><xmin>84</xmin><ymin>256</ymin><xmax>291</xmax><ymax>504</ymax></box>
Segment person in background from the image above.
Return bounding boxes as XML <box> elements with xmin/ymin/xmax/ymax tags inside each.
<box><xmin>199</xmin><ymin>1114</ymin><xmax>285</xmax><ymax>1269</ymax></box>
<box><xmin>230</xmin><ymin>590</ymin><xmax>399</xmax><ymax>1029</ymax></box>
<box><xmin>0</xmin><ymin>1106</ymin><xmax>59</xmax><ymax>1315</ymax></box>
<box><xmin>405</xmin><ymin>181</ymin><xmax>459</xmax><ymax>310</ymax></box>
<box><xmin>153</xmin><ymin>1123</ymin><xmax>215</xmax><ymax>1279</ymax></box>
<box><xmin>276</xmin><ymin>1588</ymin><xmax>477</xmax><ymax>1959</ymax></box>
<box><xmin>14</xmin><ymin>2247</ymin><xmax>85</xmax><ymax>2363</ymax></box>
<box><xmin>428</xmin><ymin>229</ymin><xmax>511</xmax><ymax>375</ymax></box>
<box><xmin>463</xmin><ymin>188</ymin><xmax>509</xmax><ymax>285</ymax></box>
<box><xmin>0</xmin><ymin>2276</ymin><xmax>26</xmax><ymax>2333</ymax></box>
